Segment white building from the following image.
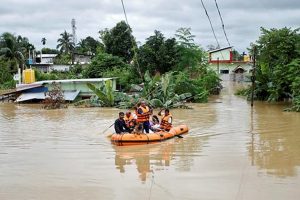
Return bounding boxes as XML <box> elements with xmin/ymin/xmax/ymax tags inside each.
<box><xmin>28</xmin><ymin>53</ymin><xmax>92</xmax><ymax>73</ymax></box>
<box><xmin>208</xmin><ymin>47</ymin><xmax>253</xmax><ymax>81</ymax></box>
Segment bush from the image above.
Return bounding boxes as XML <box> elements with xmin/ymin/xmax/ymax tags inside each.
<box><xmin>102</xmin><ymin>66</ymin><xmax>141</xmax><ymax>91</ymax></box>
<box><xmin>173</xmin><ymin>69</ymin><xmax>221</xmax><ymax>103</ymax></box>
<box><xmin>0</xmin><ymin>58</ymin><xmax>16</xmax><ymax>89</ymax></box>
<box><xmin>83</xmin><ymin>52</ymin><xmax>127</xmax><ymax>78</ymax></box>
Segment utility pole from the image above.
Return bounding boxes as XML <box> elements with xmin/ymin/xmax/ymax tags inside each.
<box><xmin>71</xmin><ymin>19</ymin><xmax>77</xmax><ymax>65</ymax></box>
<box><xmin>217</xmin><ymin>57</ymin><xmax>220</xmax><ymax>74</ymax></box>
<box><xmin>251</xmin><ymin>46</ymin><xmax>256</xmax><ymax>107</ymax></box>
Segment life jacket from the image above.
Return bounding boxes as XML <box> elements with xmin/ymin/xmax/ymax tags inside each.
<box><xmin>124</xmin><ymin>114</ymin><xmax>135</xmax><ymax>127</ymax></box>
<box><xmin>160</xmin><ymin>114</ymin><xmax>172</xmax><ymax>131</ymax></box>
<box><xmin>137</xmin><ymin>106</ymin><xmax>150</xmax><ymax>122</ymax></box>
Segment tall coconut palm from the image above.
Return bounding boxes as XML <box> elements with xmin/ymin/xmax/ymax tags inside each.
<box><xmin>41</xmin><ymin>37</ymin><xmax>46</xmax><ymax>46</ymax></box>
<box><xmin>41</xmin><ymin>37</ymin><xmax>46</xmax><ymax>54</ymax></box>
<box><xmin>56</xmin><ymin>31</ymin><xmax>74</xmax><ymax>54</ymax></box>
<box><xmin>0</xmin><ymin>32</ymin><xmax>25</xmax><ymax>73</ymax></box>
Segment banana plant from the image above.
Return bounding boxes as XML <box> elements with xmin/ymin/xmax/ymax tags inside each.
<box><xmin>141</xmin><ymin>70</ymin><xmax>160</xmax><ymax>100</ymax></box>
<box><xmin>149</xmin><ymin>72</ymin><xmax>192</xmax><ymax>108</ymax></box>
<box><xmin>87</xmin><ymin>80</ymin><xmax>115</xmax><ymax>107</ymax></box>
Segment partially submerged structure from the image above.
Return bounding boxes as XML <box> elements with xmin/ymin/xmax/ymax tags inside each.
<box><xmin>0</xmin><ymin>74</ymin><xmax>117</xmax><ymax>103</ymax></box>
<box><xmin>208</xmin><ymin>46</ymin><xmax>253</xmax><ymax>81</ymax></box>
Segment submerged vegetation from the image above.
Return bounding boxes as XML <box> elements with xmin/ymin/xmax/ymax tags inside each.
<box><xmin>43</xmin><ymin>82</ymin><xmax>67</xmax><ymax>109</ymax></box>
<box><xmin>1</xmin><ymin>20</ymin><xmax>298</xmax><ymax>112</ymax></box>
<box><xmin>0</xmin><ymin>23</ymin><xmax>221</xmax><ymax>107</ymax></box>
<box><xmin>239</xmin><ymin>27</ymin><xmax>300</xmax><ymax>112</ymax></box>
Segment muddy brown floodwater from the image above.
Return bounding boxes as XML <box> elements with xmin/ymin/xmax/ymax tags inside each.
<box><xmin>0</xmin><ymin>81</ymin><xmax>300</xmax><ymax>200</ymax></box>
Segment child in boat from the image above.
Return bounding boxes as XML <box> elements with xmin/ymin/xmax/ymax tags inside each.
<box><xmin>150</xmin><ymin>115</ymin><xmax>161</xmax><ymax>132</ymax></box>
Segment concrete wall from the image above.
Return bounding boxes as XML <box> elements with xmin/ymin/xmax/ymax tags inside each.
<box><xmin>45</xmin><ymin>79</ymin><xmax>117</xmax><ymax>97</ymax></box>
<box><xmin>209</xmin><ymin>62</ymin><xmax>253</xmax><ymax>74</ymax></box>
<box><xmin>50</xmin><ymin>65</ymin><xmax>70</xmax><ymax>72</ymax></box>
<box><xmin>210</xmin><ymin>49</ymin><xmax>231</xmax><ymax>61</ymax></box>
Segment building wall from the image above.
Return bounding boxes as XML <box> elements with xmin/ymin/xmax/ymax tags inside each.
<box><xmin>210</xmin><ymin>49</ymin><xmax>231</xmax><ymax>61</ymax></box>
<box><xmin>209</xmin><ymin>62</ymin><xmax>253</xmax><ymax>74</ymax></box>
<box><xmin>74</xmin><ymin>55</ymin><xmax>91</xmax><ymax>64</ymax></box>
<box><xmin>46</xmin><ymin>79</ymin><xmax>117</xmax><ymax>97</ymax></box>
<box><xmin>49</xmin><ymin>65</ymin><xmax>70</xmax><ymax>72</ymax></box>
<box><xmin>41</xmin><ymin>57</ymin><xmax>54</xmax><ymax>64</ymax></box>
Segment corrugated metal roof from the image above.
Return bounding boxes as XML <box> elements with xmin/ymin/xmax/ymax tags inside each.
<box><xmin>16</xmin><ymin>83</ymin><xmax>44</xmax><ymax>92</ymax></box>
<box><xmin>35</xmin><ymin>78</ymin><xmax>118</xmax><ymax>85</ymax></box>
<box><xmin>15</xmin><ymin>90</ymin><xmax>80</xmax><ymax>102</ymax></box>
<box><xmin>63</xmin><ymin>90</ymin><xmax>80</xmax><ymax>101</ymax></box>
<box><xmin>1</xmin><ymin>84</ymin><xmax>44</xmax><ymax>96</ymax></box>
<box><xmin>208</xmin><ymin>46</ymin><xmax>233</xmax><ymax>53</ymax></box>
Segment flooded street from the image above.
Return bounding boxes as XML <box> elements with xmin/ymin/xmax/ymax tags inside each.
<box><xmin>1</xmin><ymin>81</ymin><xmax>300</xmax><ymax>200</ymax></box>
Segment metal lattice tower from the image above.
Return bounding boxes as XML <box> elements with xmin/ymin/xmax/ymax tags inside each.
<box><xmin>71</xmin><ymin>18</ymin><xmax>77</xmax><ymax>45</ymax></box>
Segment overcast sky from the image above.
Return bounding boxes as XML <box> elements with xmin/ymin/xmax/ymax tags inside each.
<box><xmin>0</xmin><ymin>0</ymin><xmax>299</xmax><ymax>53</ymax></box>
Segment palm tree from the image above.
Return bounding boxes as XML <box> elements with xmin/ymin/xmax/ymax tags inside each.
<box><xmin>41</xmin><ymin>37</ymin><xmax>46</xmax><ymax>46</ymax></box>
<box><xmin>41</xmin><ymin>37</ymin><xmax>46</xmax><ymax>54</ymax></box>
<box><xmin>0</xmin><ymin>32</ymin><xmax>25</xmax><ymax>74</ymax></box>
<box><xmin>56</xmin><ymin>31</ymin><xmax>74</xmax><ymax>54</ymax></box>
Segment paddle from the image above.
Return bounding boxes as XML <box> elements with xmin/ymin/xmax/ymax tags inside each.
<box><xmin>102</xmin><ymin>122</ymin><xmax>114</xmax><ymax>135</ymax></box>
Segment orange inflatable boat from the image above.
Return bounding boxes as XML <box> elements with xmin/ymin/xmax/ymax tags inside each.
<box><xmin>111</xmin><ymin>124</ymin><xmax>189</xmax><ymax>145</ymax></box>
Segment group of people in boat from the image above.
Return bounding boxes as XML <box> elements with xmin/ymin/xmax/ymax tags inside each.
<box><xmin>114</xmin><ymin>101</ymin><xmax>173</xmax><ymax>134</ymax></box>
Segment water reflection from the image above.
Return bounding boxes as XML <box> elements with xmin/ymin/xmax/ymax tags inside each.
<box><xmin>114</xmin><ymin>141</ymin><xmax>174</xmax><ymax>182</ymax></box>
<box><xmin>113</xmin><ymin>134</ymin><xmax>210</xmax><ymax>182</ymax></box>
<box><xmin>248</xmin><ymin>103</ymin><xmax>300</xmax><ymax>178</ymax></box>
<box><xmin>0</xmin><ymin>103</ymin><xmax>17</xmax><ymax>120</ymax></box>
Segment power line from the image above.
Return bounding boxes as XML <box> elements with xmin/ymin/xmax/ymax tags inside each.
<box><xmin>120</xmin><ymin>0</ymin><xmax>143</xmax><ymax>78</ymax></box>
<box><xmin>214</xmin><ymin>0</ymin><xmax>231</xmax><ymax>46</ymax></box>
<box><xmin>200</xmin><ymin>0</ymin><xmax>220</xmax><ymax>48</ymax></box>
<box><xmin>121</xmin><ymin>0</ymin><xmax>129</xmax><ymax>25</ymax></box>
<box><xmin>200</xmin><ymin>0</ymin><xmax>233</xmax><ymax>73</ymax></box>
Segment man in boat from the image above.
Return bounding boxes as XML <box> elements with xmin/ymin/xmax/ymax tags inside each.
<box><xmin>158</xmin><ymin>108</ymin><xmax>173</xmax><ymax>131</ymax></box>
<box><xmin>124</xmin><ymin>111</ymin><xmax>137</xmax><ymax>132</ymax></box>
<box><xmin>114</xmin><ymin>112</ymin><xmax>130</xmax><ymax>134</ymax></box>
<box><xmin>136</xmin><ymin>101</ymin><xmax>152</xmax><ymax>133</ymax></box>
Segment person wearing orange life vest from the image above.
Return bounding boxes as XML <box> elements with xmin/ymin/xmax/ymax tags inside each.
<box><xmin>124</xmin><ymin>111</ymin><xmax>137</xmax><ymax>132</ymax></box>
<box><xmin>136</xmin><ymin>101</ymin><xmax>152</xmax><ymax>133</ymax></box>
<box><xmin>158</xmin><ymin>108</ymin><xmax>172</xmax><ymax>131</ymax></box>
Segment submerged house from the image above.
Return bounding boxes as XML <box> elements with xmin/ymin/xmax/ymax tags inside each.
<box><xmin>1</xmin><ymin>75</ymin><xmax>117</xmax><ymax>103</ymax></box>
<box><xmin>208</xmin><ymin>46</ymin><xmax>253</xmax><ymax>81</ymax></box>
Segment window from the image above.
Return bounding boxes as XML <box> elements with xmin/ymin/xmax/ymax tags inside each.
<box><xmin>220</xmin><ymin>69</ymin><xmax>229</xmax><ymax>74</ymax></box>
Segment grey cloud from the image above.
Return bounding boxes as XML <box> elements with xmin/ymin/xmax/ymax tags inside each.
<box><xmin>0</xmin><ymin>0</ymin><xmax>299</xmax><ymax>53</ymax></box>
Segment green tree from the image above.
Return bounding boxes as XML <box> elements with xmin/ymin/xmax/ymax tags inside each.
<box><xmin>137</xmin><ymin>30</ymin><xmax>179</xmax><ymax>74</ymax></box>
<box><xmin>83</xmin><ymin>52</ymin><xmax>127</xmax><ymax>78</ymax></box>
<box><xmin>247</xmin><ymin>27</ymin><xmax>300</xmax><ymax>111</ymax></box>
<box><xmin>232</xmin><ymin>49</ymin><xmax>243</xmax><ymax>61</ymax></box>
<box><xmin>0</xmin><ymin>32</ymin><xmax>25</xmax><ymax>74</ymax></box>
<box><xmin>174</xmin><ymin>28</ymin><xmax>207</xmax><ymax>73</ymax></box>
<box><xmin>53</xmin><ymin>53</ymin><xmax>71</xmax><ymax>65</ymax></box>
<box><xmin>77</xmin><ymin>36</ymin><xmax>103</xmax><ymax>56</ymax></box>
<box><xmin>41</xmin><ymin>37</ymin><xmax>46</xmax><ymax>46</ymax></box>
<box><xmin>0</xmin><ymin>58</ymin><xmax>15</xmax><ymax>89</ymax></box>
<box><xmin>102</xmin><ymin>65</ymin><xmax>140</xmax><ymax>91</ymax></box>
<box><xmin>175</xmin><ymin>28</ymin><xmax>196</xmax><ymax>48</ymax></box>
<box><xmin>56</xmin><ymin>31</ymin><xmax>74</xmax><ymax>54</ymax></box>
<box><xmin>40</xmin><ymin>48</ymin><xmax>59</xmax><ymax>54</ymax></box>
<box><xmin>100</xmin><ymin>21</ymin><xmax>135</xmax><ymax>63</ymax></box>
<box><xmin>16</xmin><ymin>35</ymin><xmax>35</xmax><ymax>59</ymax></box>
<box><xmin>251</xmin><ymin>27</ymin><xmax>300</xmax><ymax>101</ymax></box>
